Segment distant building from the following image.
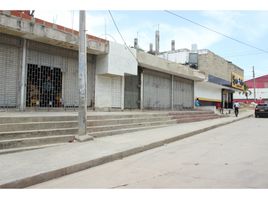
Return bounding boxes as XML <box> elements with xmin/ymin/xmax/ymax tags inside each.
<box><xmin>159</xmin><ymin>46</ymin><xmax>244</xmax><ymax>110</ymax></box>
<box><xmin>234</xmin><ymin>74</ymin><xmax>268</xmax><ymax>104</ymax></box>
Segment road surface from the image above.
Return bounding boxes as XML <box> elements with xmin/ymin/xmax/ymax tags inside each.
<box><xmin>30</xmin><ymin>117</ymin><xmax>268</xmax><ymax>188</ymax></box>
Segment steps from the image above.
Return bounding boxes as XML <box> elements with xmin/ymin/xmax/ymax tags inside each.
<box><xmin>0</xmin><ymin>110</ymin><xmax>223</xmax><ymax>154</ymax></box>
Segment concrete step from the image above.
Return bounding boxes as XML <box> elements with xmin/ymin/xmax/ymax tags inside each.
<box><xmin>0</xmin><ymin>128</ymin><xmax>77</xmax><ymax>140</ymax></box>
<box><xmin>0</xmin><ymin>110</ymin><xmax>219</xmax><ymax>154</ymax></box>
<box><xmin>87</xmin><ymin>113</ymin><xmax>170</xmax><ymax>120</ymax></box>
<box><xmin>0</xmin><ymin>116</ymin><xmax>77</xmax><ymax>124</ymax></box>
<box><xmin>87</xmin><ymin>116</ymin><xmax>171</xmax><ymax>126</ymax></box>
<box><xmin>0</xmin><ymin>113</ymin><xmax>171</xmax><ymax>124</ymax></box>
<box><xmin>89</xmin><ymin>124</ymin><xmax>172</xmax><ymax>138</ymax></box>
<box><xmin>170</xmin><ymin>113</ymin><xmax>220</xmax><ymax>120</ymax></box>
<box><xmin>0</xmin><ymin>135</ymin><xmax>75</xmax><ymax>150</ymax></box>
<box><xmin>0</xmin><ymin>116</ymin><xmax>173</xmax><ymax>132</ymax></box>
<box><xmin>0</xmin><ymin>143</ymin><xmax>67</xmax><ymax>155</ymax></box>
<box><xmin>0</xmin><ymin>121</ymin><xmax>78</xmax><ymax>132</ymax></box>
<box><xmin>87</xmin><ymin>120</ymin><xmax>177</xmax><ymax>133</ymax></box>
<box><xmin>168</xmin><ymin>111</ymin><xmax>215</xmax><ymax>116</ymax></box>
<box><xmin>176</xmin><ymin>115</ymin><xmax>221</xmax><ymax>123</ymax></box>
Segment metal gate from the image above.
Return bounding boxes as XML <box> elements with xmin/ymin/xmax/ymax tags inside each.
<box><xmin>173</xmin><ymin>76</ymin><xmax>194</xmax><ymax>109</ymax></box>
<box><xmin>143</xmin><ymin>69</ymin><xmax>171</xmax><ymax>109</ymax></box>
<box><xmin>124</xmin><ymin>74</ymin><xmax>140</xmax><ymax>109</ymax></box>
<box><xmin>0</xmin><ymin>34</ymin><xmax>21</xmax><ymax>108</ymax></box>
<box><xmin>26</xmin><ymin>64</ymin><xmax>62</xmax><ymax>107</ymax></box>
<box><xmin>27</xmin><ymin>40</ymin><xmax>94</xmax><ymax>108</ymax></box>
<box><xmin>111</xmin><ymin>76</ymin><xmax>122</xmax><ymax>108</ymax></box>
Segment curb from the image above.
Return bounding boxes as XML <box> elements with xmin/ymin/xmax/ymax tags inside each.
<box><xmin>0</xmin><ymin>114</ymin><xmax>253</xmax><ymax>188</ymax></box>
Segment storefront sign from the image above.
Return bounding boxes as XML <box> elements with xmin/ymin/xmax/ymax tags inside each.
<box><xmin>231</xmin><ymin>72</ymin><xmax>244</xmax><ymax>90</ymax></box>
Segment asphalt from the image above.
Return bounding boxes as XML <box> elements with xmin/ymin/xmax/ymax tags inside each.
<box><xmin>0</xmin><ymin>110</ymin><xmax>253</xmax><ymax>188</ymax></box>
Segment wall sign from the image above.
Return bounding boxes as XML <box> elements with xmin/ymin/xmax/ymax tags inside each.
<box><xmin>231</xmin><ymin>72</ymin><xmax>244</xmax><ymax>90</ymax></box>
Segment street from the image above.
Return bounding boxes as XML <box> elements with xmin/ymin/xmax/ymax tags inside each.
<box><xmin>30</xmin><ymin>117</ymin><xmax>268</xmax><ymax>188</ymax></box>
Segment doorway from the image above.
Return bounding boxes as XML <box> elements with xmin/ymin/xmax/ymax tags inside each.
<box><xmin>26</xmin><ymin>64</ymin><xmax>63</xmax><ymax>107</ymax></box>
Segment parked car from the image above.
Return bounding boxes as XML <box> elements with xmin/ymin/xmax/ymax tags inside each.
<box><xmin>255</xmin><ymin>103</ymin><xmax>268</xmax><ymax>118</ymax></box>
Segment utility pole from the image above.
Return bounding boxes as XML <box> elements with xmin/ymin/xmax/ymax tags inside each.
<box><xmin>19</xmin><ymin>39</ymin><xmax>27</xmax><ymax>111</ymax></box>
<box><xmin>253</xmin><ymin>66</ymin><xmax>256</xmax><ymax>102</ymax></box>
<box><xmin>76</xmin><ymin>10</ymin><xmax>93</xmax><ymax>142</ymax></box>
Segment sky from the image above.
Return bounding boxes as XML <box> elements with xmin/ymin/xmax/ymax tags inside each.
<box><xmin>34</xmin><ymin>10</ymin><xmax>268</xmax><ymax>81</ymax></box>
<box><xmin>4</xmin><ymin>0</ymin><xmax>267</xmax><ymax>82</ymax></box>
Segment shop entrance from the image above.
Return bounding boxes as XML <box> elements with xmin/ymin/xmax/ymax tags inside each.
<box><xmin>222</xmin><ymin>89</ymin><xmax>234</xmax><ymax>109</ymax></box>
<box><xmin>26</xmin><ymin>64</ymin><xmax>63</xmax><ymax>107</ymax></box>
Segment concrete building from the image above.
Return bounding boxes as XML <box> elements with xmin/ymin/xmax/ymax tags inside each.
<box><xmin>234</xmin><ymin>74</ymin><xmax>268</xmax><ymax>104</ymax></box>
<box><xmin>0</xmin><ymin>10</ymin><xmax>206</xmax><ymax>111</ymax></box>
<box><xmin>159</xmin><ymin>46</ymin><xmax>244</xmax><ymax>109</ymax></box>
<box><xmin>0</xmin><ymin>11</ymin><xmax>111</xmax><ymax>110</ymax></box>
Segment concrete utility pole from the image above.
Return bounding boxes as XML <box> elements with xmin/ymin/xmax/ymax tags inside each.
<box><xmin>76</xmin><ymin>10</ymin><xmax>93</xmax><ymax>142</ymax></box>
<box><xmin>20</xmin><ymin>39</ymin><xmax>27</xmax><ymax>111</ymax></box>
<box><xmin>253</xmin><ymin>66</ymin><xmax>256</xmax><ymax>102</ymax></box>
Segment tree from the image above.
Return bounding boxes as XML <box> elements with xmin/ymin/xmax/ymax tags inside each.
<box><xmin>242</xmin><ymin>83</ymin><xmax>252</xmax><ymax>100</ymax></box>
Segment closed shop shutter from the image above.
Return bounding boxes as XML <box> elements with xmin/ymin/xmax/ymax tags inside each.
<box><xmin>111</xmin><ymin>76</ymin><xmax>122</xmax><ymax>108</ymax></box>
<box><xmin>27</xmin><ymin>41</ymin><xmax>94</xmax><ymax>107</ymax></box>
<box><xmin>124</xmin><ymin>74</ymin><xmax>140</xmax><ymax>109</ymax></box>
<box><xmin>173</xmin><ymin>76</ymin><xmax>194</xmax><ymax>109</ymax></box>
<box><xmin>0</xmin><ymin>42</ymin><xmax>20</xmax><ymax>107</ymax></box>
<box><xmin>143</xmin><ymin>69</ymin><xmax>171</xmax><ymax>109</ymax></box>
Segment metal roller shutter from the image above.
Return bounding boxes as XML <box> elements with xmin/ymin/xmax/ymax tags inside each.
<box><xmin>124</xmin><ymin>74</ymin><xmax>140</xmax><ymax>109</ymax></box>
<box><xmin>143</xmin><ymin>69</ymin><xmax>171</xmax><ymax>109</ymax></box>
<box><xmin>27</xmin><ymin>41</ymin><xmax>94</xmax><ymax>108</ymax></box>
<box><xmin>173</xmin><ymin>76</ymin><xmax>194</xmax><ymax>109</ymax></box>
<box><xmin>0</xmin><ymin>41</ymin><xmax>20</xmax><ymax>108</ymax></box>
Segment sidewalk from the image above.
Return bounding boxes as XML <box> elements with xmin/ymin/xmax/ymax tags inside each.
<box><xmin>0</xmin><ymin>110</ymin><xmax>253</xmax><ymax>188</ymax></box>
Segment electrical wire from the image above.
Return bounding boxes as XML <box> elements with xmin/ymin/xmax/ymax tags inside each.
<box><xmin>108</xmin><ymin>10</ymin><xmax>138</xmax><ymax>62</ymax></box>
<box><xmin>226</xmin><ymin>52</ymin><xmax>266</xmax><ymax>58</ymax></box>
<box><xmin>164</xmin><ymin>10</ymin><xmax>268</xmax><ymax>54</ymax></box>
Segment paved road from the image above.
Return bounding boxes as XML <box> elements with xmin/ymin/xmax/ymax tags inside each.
<box><xmin>30</xmin><ymin>117</ymin><xmax>268</xmax><ymax>188</ymax></box>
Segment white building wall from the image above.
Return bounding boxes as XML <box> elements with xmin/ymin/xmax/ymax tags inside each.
<box><xmin>95</xmin><ymin>75</ymin><xmax>122</xmax><ymax>109</ymax></box>
<box><xmin>234</xmin><ymin>88</ymin><xmax>268</xmax><ymax>100</ymax></box>
<box><xmin>95</xmin><ymin>42</ymin><xmax>137</xmax><ymax>109</ymax></box>
<box><xmin>96</xmin><ymin>41</ymin><xmax>137</xmax><ymax>76</ymax></box>
<box><xmin>95</xmin><ymin>75</ymin><xmax>112</xmax><ymax>108</ymax></box>
<box><xmin>194</xmin><ymin>81</ymin><xmax>222</xmax><ymax>101</ymax></box>
<box><xmin>159</xmin><ymin>51</ymin><xmax>189</xmax><ymax>64</ymax></box>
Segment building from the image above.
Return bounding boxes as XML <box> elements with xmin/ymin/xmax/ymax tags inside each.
<box><xmin>234</xmin><ymin>74</ymin><xmax>268</xmax><ymax>104</ymax></box>
<box><xmin>0</xmin><ymin>10</ymin><xmax>206</xmax><ymax>111</ymax></box>
<box><xmin>159</xmin><ymin>45</ymin><xmax>244</xmax><ymax>110</ymax></box>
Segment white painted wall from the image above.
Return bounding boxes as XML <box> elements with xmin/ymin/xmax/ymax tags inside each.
<box><xmin>159</xmin><ymin>51</ymin><xmax>189</xmax><ymax>64</ymax></box>
<box><xmin>95</xmin><ymin>75</ymin><xmax>122</xmax><ymax>108</ymax></box>
<box><xmin>234</xmin><ymin>88</ymin><xmax>268</xmax><ymax>100</ymax></box>
<box><xmin>95</xmin><ymin>75</ymin><xmax>112</xmax><ymax>108</ymax></box>
<box><xmin>194</xmin><ymin>81</ymin><xmax>222</xmax><ymax>101</ymax></box>
<box><xmin>96</xmin><ymin>41</ymin><xmax>137</xmax><ymax>76</ymax></box>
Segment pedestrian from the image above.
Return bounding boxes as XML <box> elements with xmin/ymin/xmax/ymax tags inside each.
<box><xmin>195</xmin><ymin>98</ymin><xmax>200</xmax><ymax>107</ymax></box>
<box><xmin>233</xmin><ymin>102</ymin><xmax>240</xmax><ymax>117</ymax></box>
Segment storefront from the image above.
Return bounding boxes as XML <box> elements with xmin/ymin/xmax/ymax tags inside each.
<box><xmin>0</xmin><ymin>33</ymin><xmax>96</xmax><ymax>109</ymax></box>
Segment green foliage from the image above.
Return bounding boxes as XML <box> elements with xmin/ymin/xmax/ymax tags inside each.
<box><xmin>242</xmin><ymin>83</ymin><xmax>252</xmax><ymax>99</ymax></box>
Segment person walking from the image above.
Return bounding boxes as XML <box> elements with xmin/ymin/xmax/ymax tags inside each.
<box><xmin>233</xmin><ymin>102</ymin><xmax>240</xmax><ymax>117</ymax></box>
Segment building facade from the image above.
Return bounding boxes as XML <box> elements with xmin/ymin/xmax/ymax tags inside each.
<box><xmin>0</xmin><ymin>11</ymin><xmax>244</xmax><ymax>112</ymax></box>
<box><xmin>234</xmin><ymin>75</ymin><xmax>268</xmax><ymax>104</ymax></box>
<box><xmin>159</xmin><ymin>47</ymin><xmax>244</xmax><ymax>109</ymax></box>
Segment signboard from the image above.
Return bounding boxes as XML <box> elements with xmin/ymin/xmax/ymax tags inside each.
<box><xmin>231</xmin><ymin>72</ymin><xmax>244</xmax><ymax>90</ymax></box>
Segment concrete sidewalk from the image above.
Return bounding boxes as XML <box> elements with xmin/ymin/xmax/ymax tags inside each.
<box><xmin>0</xmin><ymin>110</ymin><xmax>253</xmax><ymax>188</ymax></box>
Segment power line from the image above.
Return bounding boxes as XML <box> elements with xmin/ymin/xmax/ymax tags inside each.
<box><xmin>164</xmin><ymin>10</ymin><xmax>268</xmax><ymax>54</ymax></box>
<box><xmin>226</xmin><ymin>52</ymin><xmax>266</xmax><ymax>58</ymax></box>
<box><xmin>108</xmin><ymin>10</ymin><xmax>137</xmax><ymax>61</ymax></box>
